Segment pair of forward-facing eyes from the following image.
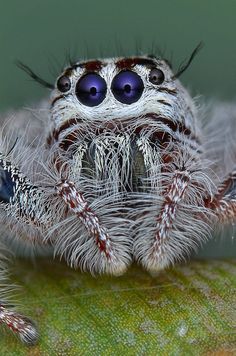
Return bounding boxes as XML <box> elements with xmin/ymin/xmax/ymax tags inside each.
<box><xmin>56</xmin><ymin>68</ymin><xmax>165</xmax><ymax>107</ymax></box>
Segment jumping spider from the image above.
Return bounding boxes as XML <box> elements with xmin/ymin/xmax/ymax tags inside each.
<box><xmin>0</xmin><ymin>45</ymin><xmax>235</xmax><ymax>344</ymax></box>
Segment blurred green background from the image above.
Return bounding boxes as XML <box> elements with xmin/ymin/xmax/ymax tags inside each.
<box><xmin>0</xmin><ymin>0</ymin><xmax>235</xmax><ymax>257</ymax></box>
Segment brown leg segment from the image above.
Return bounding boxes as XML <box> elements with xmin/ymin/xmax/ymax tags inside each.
<box><xmin>152</xmin><ymin>170</ymin><xmax>191</xmax><ymax>259</ymax></box>
<box><xmin>0</xmin><ymin>303</ymin><xmax>38</xmax><ymax>345</ymax></box>
<box><xmin>55</xmin><ymin>179</ymin><xmax>113</xmax><ymax>259</ymax></box>
<box><xmin>205</xmin><ymin>171</ymin><xmax>236</xmax><ymax>222</ymax></box>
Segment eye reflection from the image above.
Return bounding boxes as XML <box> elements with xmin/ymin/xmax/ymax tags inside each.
<box><xmin>76</xmin><ymin>73</ymin><xmax>107</xmax><ymax>107</ymax></box>
<box><xmin>111</xmin><ymin>70</ymin><xmax>144</xmax><ymax>104</ymax></box>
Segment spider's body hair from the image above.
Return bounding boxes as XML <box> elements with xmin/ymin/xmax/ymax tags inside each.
<box><xmin>0</xmin><ymin>56</ymin><xmax>218</xmax><ymax>272</ymax></box>
<box><xmin>45</xmin><ymin>56</ymin><xmax>209</xmax><ymax>272</ymax></box>
<box><xmin>204</xmin><ymin>101</ymin><xmax>236</xmax><ymax>178</ymax></box>
<box><xmin>0</xmin><ymin>54</ymin><xmax>235</xmax><ymax>344</ymax></box>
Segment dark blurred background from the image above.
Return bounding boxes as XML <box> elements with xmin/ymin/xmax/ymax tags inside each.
<box><xmin>0</xmin><ymin>0</ymin><xmax>235</xmax><ymax>257</ymax></box>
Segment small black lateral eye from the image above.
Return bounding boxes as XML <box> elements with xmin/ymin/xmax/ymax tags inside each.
<box><xmin>57</xmin><ymin>76</ymin><xmax>71</xmax><ymax>92</ymax></box>
<box><xmin>149</xmin><ymin>68</ymin><xmax>165</xmax><ymax>85</ymax></box>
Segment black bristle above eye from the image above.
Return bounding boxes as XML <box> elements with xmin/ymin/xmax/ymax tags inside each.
<box><xmin>148</xmin><ymin>54</ymin><xmax>157</xmax><ymax>59</ymax></box>
<box><xmin>7</xmin><ymin>138</ymin><xmax>18</xmax><ymax>156</ymax></box>
<box><xmin>16</xmin><ymin>61</ymin><xmax>54</xmax><ymax>89</ymax></box>
<box><xmin>173</xmin><ymin>42</ymin><xmax>203</xmax><ymax>79</ymax></box>
<box><xmin>164</xmin><ymin>59</ymin><xmax>173</xmax><ymax>69</ymax></box>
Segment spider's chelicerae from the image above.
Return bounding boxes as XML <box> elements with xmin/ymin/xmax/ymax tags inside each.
<box><xmin>0</xmin><ymin>46</ymin><xmax>235</xmax><ymax>344</ymax></box>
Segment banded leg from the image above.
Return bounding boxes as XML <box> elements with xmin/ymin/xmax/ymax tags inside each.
<box><xmin>54</xmin><ymin>179</ymin><xmax>131</xmax><ymax>275</ymax></box>
<box><xmin>133</xmin><ymin>163</ymin><xmax>212</xmax><ymax>272</ymax></box>
<box><xmin>0</xmin><ymin>155</ymin><xmax>51</xmax><ymax>344</ymax></box>
<box><xmin>152</xmin><ymin>170</ymin><xmax>191</xmax><ymax>260</ymax></box>
<box><xmin>55</xmin><ymin>180</ymin><xmax>112</xmax><ymax>258</ymax></box>
<box><xmin>0</xmin><ymin>155</ymin><xmax>50</xmax><ymax>230</ymax></box>
<box><xmin>205</xmin><ymin>170</ymin><xmax>236</xmax><ymax>222</ymax></box>
<box><xmin>0</xmin><ymin>303</ymin><xmax>38</xmax><ymax>344</ymax></box>
<box><xmin>134</xmin><ymin>169</ymin><xmax>192</xmax><ymax>270</ymax></box>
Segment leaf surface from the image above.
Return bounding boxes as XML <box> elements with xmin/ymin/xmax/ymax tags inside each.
<box><xmin>1</xmin><ymin>259</ymin><xmax>236</xmax><ymax>355</ymax></box>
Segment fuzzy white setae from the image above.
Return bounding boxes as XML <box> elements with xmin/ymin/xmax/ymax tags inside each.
<box><xmin>0</xmin><ymin>48</ymin><xmax>235</xmax><ymax>344</ymax></box>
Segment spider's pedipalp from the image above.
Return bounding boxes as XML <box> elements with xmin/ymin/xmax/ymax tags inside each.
<box><xmin>54</xmin><ymin>179</ymin><xmax>132</xmax><ymax>275</ymax></box>
<box><xmin>132</xmin><ymin>146</ymin><xmax>214</xmax><ymax>272</ymax></box>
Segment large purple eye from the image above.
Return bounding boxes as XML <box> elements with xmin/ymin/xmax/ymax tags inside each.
<box><xmin>76</xmin><ymin>73</ymin><xmax>107</xmax><ymax>107</ymax></box>
<box><xmin>111</xmin><ymin>70</ymin><xmax>144</xmax><ymax>104</ymax></box>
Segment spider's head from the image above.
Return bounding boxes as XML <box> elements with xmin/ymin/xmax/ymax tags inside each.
<box><xmin>49</xmin><ymin>55</ymin><xmax>197</xmax><ymax>139</ymax></box>
<box><xmin>17</xmin><ymin>44</ymin><xmax>202</xmax><ymax>145</ymax></box>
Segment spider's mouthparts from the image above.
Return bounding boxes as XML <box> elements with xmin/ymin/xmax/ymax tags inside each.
<box><xmin>46</xmin><ymin>113</ymin><xmax>198</xmax><ymax>193</ymax></box>
<box><xmin>48</xmin><ymin>113</ymin><xmax>174</xmax><ymax>148</ymax></box>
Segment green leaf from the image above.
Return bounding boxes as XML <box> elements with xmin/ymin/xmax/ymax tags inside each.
<box><xmin>1</xmin><ymin>259</ymin><xmax>236</xmax><ymax>355</ymax></box>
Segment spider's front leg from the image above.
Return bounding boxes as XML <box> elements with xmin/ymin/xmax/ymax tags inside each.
<box><xmin>55</xmin><ymin>180</ymin><xmax>113</xmax><ymax>258</ymax></box>
<box><xmin>133</xmin><ymin>143</ymin><xmax>213</xmax><ymax>273</ymax></box>
<box><xmin>205</xmin><ymin>170</ymin><xmax>236</xmax><ymax>223</ymax></box>
<box><xmin>0</xmin><ymin>153</ymin><xmax>52</xmax><ymax>344</ymax></box>
<box><xmin>0</xmin><ymin>302</ymin><xmax>38</xmax><ymax>345</ymax></box>
<box><xmin>146</xmin><ymin>168</ymin><xmax>192</xmax><ymax>270</ymax></box>
<box><xmin>51</xmin><ymin>147</ymin><xmax>132</xmax><ymax>276</ymax></box>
